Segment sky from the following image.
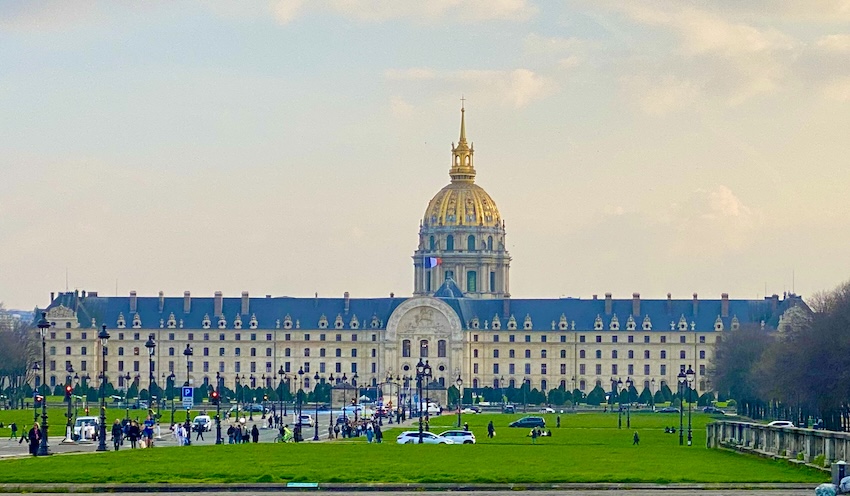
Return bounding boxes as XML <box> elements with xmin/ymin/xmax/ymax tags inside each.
<box><xmin>2</xmin><ymin>0</ymin><xmax>850</xmax><ymax>311</ymax></box>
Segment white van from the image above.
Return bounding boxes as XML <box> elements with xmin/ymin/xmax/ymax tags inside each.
<box><xmin>73</xmin><ymin>416</ymin><xmax>100</xmax><ymax>441</ymax></box>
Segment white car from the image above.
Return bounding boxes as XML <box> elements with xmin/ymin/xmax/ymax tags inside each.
<box><xmin>396</xmin><ymin>431</ymin><xmax>454</xmax><ymax>444</ymax></box>
<box><xmin>296</xmin><ymin>414</ymin><xmax>314</xmax><ymax>427</ymax></box>
<box><xmin>539</xmin><ymin>407</ymin><xmax>555</xmax><ymax>414</ymax></box>
<box><xmin>73</xmin><ymin>416</ymin><xmax>100</xmax><ymax>441</ymax></box>
<box><xmin>767</xmin><ymin>420</ymin><xmax>795</xmax><ymax>428</ymax></box>
<box><xmin>439</xmin><ymin>430</ymin><xmax>476</xmax><ymax>444</ymax></box>
<box><xmin>192</xmin><ymin>415</ymin><xmax>213</xmax><ymax>432</ymax></box>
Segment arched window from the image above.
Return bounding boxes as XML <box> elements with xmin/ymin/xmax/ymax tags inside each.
<box><xmin>118</xmin><ymin>347</ymin><xmax>124</xmax><ymax>356</ymax></box>
<box><xmin>438</xmin><ymin>340</ymin><xmax>447</xmax><ymax>357</ymax></box>
<box><xmin>446</xmin><ymin>235</ymin><xmax>454</xmax><ymax>251</ymax></box>
<box><xmin>420</xmin><ymin>339</ymin><xmax>429</xmax><ymax>358</ymax></box>
<box><xmin>493</xmin><ymin>378</ymin><xmax>500</xmax><ymax>388</ymax></box>
<box><xmin>402</xmin><ymin>339</ymin><xmax>411</xmax><ymax>358</ymax></box>
<box><xmin>541</xmin><ymin>379</ymin><xmax>547</xmax><ymax>391</ymax></box>
<box><xmin>579</xmin><ymin>379</ymin><xmax>586</xmax><ymax>390</ymax></box>
<box><xmin>472</xmin><ymin>378</ymin><xmax>479</xmax><ymax>388</ymax></box>
<box><xmin>466</xmin><ymin>271</ymin><xmax>477</xmax><ymax>292</ymax></box>
<box><xmin>429</xmin><ymin>236</ymin><xmax>435</xmax><ymax>251</ymax></box>
<box><xmin>487</xmin><ymin>236</ymin><xmax>493</xmax><ymax>251</ymax></box>
<box><xmin>467</xmin><ymin>235</ymin><xmax>475</xmax><ymax>251</ymax></box>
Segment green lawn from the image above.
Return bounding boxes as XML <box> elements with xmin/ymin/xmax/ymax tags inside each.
<box><xmin>0</xmin><ymin>411</ymin><xmax>827</xmax><ymax>484</ymax></box>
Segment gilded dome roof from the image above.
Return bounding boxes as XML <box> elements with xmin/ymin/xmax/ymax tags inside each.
<box><xmin>422</xmin><ymin>106</ymin><xmax>502</xmax><ymax>228</ymax></box>
<box><xmin>424</xmin><ymin>182</ymin><xmax>502</xmax><ymax>228</ymax></box>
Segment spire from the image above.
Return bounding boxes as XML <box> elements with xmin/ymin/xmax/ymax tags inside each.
<box><xmin>449</xmin><ymin>103</ymin><xmax>475</xmax><ymax>183</ymax></box>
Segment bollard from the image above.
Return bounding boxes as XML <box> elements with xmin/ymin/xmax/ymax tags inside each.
<box><xmin>831</xmin><ymin>460</ymin><xmax>847</xmax><ymax>485</ymax></box>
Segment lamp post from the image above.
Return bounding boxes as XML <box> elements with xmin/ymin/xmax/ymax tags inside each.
<box><xmin>235</xmin><ymin>374</ymin><xmax>242</xmax><ymax>420</ymax></box>
<box><xmin>523</xmin><ymin>377</ymin><xmax>529</xmax><ymax>413</ymax></box>
<box><xmin>500</xmin><ymin>376</ymin><xmax>505</xmax><ymax>412</ymax></box>
<box><xmin>73</xmin><ymin>372</ymin><xmax>80</xmax><ymax>422</ymax></box>
<box><xmin>352</xmin><ymin>372</ymin><xmax>359</xmax><ymax>422</ymax></box>
<box><xmin>415</xmin><ymin>359</ymin><xmax>432</xmax><ymax>444</ymax></box>
<box><xmin>123</xmin><ymin>372</ymin><xmax>131</xmax><ymax>420</ymax></box>
<box><xmin>182</xmin><ymin>344</ymin><xmax>193</xmax><ymax>429</ymax></box>
<box><xmin>64</xmin><ymin>365</ymin><xmax>75</xmax><ymax>442</ymax></box>
<box><xmin>277</xmin><ymin>366</ymin><xmax>285</xmax><ymax>423</ymax></box>
<box><xmin>625</xmin><ymin>376</ymin><xmax>633</xmax><ymax>429</ymax></box>
<box><xmin>328</xmin><ymin>373</ymin><xmax>335</xmax><ymax>432</ymax></box>
<box><xmin>313</xmin><ymin>372</ymin><xmax>320</xmax><ymax>441</ymax></box>
<box><xmin>616</xmin><ymin>377</ymin><xmax>623</xmax><ymax>429</ymax></box>
<box><xmin>36</xmin><ymin>312</ymin><xmax>50</xmax><ymax>456</ymax></box>
<box><xmin>650</xmin><ymin>378</ymin><xmax>656</xmax><ymax>411</ymax></box>
<box><xmin>686</xmin><ymin>366</ymin><xmax>695</xmax><ymax>446</ymax></box>
<box><xmin>144</xmin><ymin>334</ymin><xmax>156</xmax><ymax>415</ymax></box>
<box><xmin>296</xmin><ymin>367</ymin><xmax>304</xmax><ymax>442</ymax></box>
<box><xmin>341</xmin><ymin>373</ymin><xmax>349</xmax><ymax>422</ymax></box>
<box><xmin>31</xmin><ymin>362</ymin><xmax>39</xmax><ymax>425</ymax></box>
<box><xmin>83</xmin><ymin>373</ymin><xmax>91</xmax><ymax>416</ymax></box>
<box><xmin>96</xmin><ymin>324</ymin><xmax>110</xmax><ymax>452</ymax></box>
<box><xmin>249</xmin><ymin>374</ymin><xmax>255</xmax><ymax>421</ymax></box>
<box><xmin>385</xmin><ymin>374</ymin><xmax>395</xmax><ymax>425</ymax></box>
<box><xmin>677</xmin><ymin>369</ymin><xmax>686</xmax><ymax>446</ymax></box>
<box><xmin>455</xmin><ymin>375</ymin><xmax>463</xmax><ymax>428</ymax></box>
<box><xmin>215</xmin><ymin>372</ymin><xmax>222</xmax><ymax>444</ymax></box>
<box><xmin>167</xmin><ymin>372</ymin><xmax>176</xmax><ymax>425</ymax></box>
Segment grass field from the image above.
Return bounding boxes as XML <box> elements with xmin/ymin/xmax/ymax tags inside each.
<box><xmin>0</xmin><ymin>411</ymin><xmax>828</xmax><ymax>484</ymax></box>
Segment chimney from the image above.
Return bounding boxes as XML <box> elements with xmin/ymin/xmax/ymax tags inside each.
<box><xmin>50</xmin><ymin>292</ymin><xmax>55</xmax><ymax>302</ymax></box>
<box><xmin>89</xmin><ymin>291</ymin><xmax>97</xmax><ymax>297</ymax></box>
<box><xmin>158</xmin><ymin>291</ymin><xmax>165</xmax><ymax>312</ymax></box>
<box><xmin>692</xmin><ymin>293</ymin><xmax>698</xmax><ymax>316</ymax></box>
<box><xmin>632</xmin><ymin>293</ymin><xmax>640</xmax><ymax>316</ymax></box>
<box><xmin>130</xmin><ymin>291</ymin><xmax>137</xmax><ymax>313</ymax></box>
<box><xmin>184</xmin><ymin>291</ymin><xmax>191</xmax><ymax>313</ymax></box>
<box><xmin>241</xmin><ymin>291</ymin><xmax>249</xmax><ymax>315</ymax></box>
<box><xmin>666</xmin><ymin>293</ymin><xmax>672</xmax><ymax>314</ymax></box>
<box><xmin>82</xmin><ymin>290</ymin><xmax>86</xmax><ymax>298</ymax></box>
<box><xmin>721</xmin><ymin>293</ymin><xmax>729</xmax><ymax>318</ymax></box>
<box><xmin>344</xmin><ymin>291</ymin><xmax>350</xmax><ymax>315</ymax></box>
<box><xmin>502</xmin><ymin>296</ymin><xmax>511</xmax><ymax>319</ymax></box>
<box><xmin>604</xmin><ymin>293</ymin><xmax>612</xmax><ymax>315</ymax></box>
<box><xmin>771</xmin><ymin>294</ymin><xmax>779</xmax><ymax>313</ymax></box>
<box><xmin>592</xmin><ymin>294</ymin><xmax>597</xmax><ymax>300</ymax></box>
<box><xmin>214</xmin><ymin>291</ymin><xmax>223</xmax><ymax>317</ymax></box>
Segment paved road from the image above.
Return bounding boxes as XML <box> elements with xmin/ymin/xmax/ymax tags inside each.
<box><xmin>8</xmin><ymin>491</ymin><xmax>818</xmax><ymax>496</ymax></box>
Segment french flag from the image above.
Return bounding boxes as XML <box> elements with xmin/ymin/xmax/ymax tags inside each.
<box><xmin>424</xmin><ymin>257</ymin><xmax>442</xmax><ymax>269</ymax></box>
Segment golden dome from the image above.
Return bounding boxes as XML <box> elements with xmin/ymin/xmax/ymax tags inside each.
<box><xmin>424</xmin><ymin>182</ymin><xmax>502</xmax><ymax>227</ymax></box>
<box><xmin>423</xmin><ymin>107</ymin><xmax>502</xmax><ymax>228</ymax></box>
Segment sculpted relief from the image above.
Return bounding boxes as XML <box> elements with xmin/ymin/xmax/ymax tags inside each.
<box><xmin>399</xmin><ymin>307</ymin><xmax>448</xmax><ymax>336</ymax></box>
<box><xmin>386</xmin><ymin>297</ymin><xmax>462</xmax><ymax>344</ymax></box>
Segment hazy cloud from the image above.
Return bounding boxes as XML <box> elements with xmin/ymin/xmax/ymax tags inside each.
<box><xmin>268</xmin><ymin>0</ymin><xmax>536</xmax><ymax>24</ymax></box>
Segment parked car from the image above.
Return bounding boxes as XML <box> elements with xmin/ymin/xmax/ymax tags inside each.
<box><xmin>539</xmin><ymin>407</ymin><xmax>555</xmax><ymax>414</ymax></box>
<box><xmin>228</xmin><ymin>404</ymin><xmax>268</xmax><ymax>414</ymax></box>
<box><xmin>396</xmin><ymin>431</ymin><xmax>454</xmax><ymax>444</ymax></box>
<box><xmin>439</xmin><ymin>430</ymin><xmax>476</xmax><ymax>444</ymax></box>
<box><xmin>703</xmin><ymin>406</ymin><xmax>724</xmax><ymax>414</ymax></box>
<box><xmin>503</xmin><ymin>405</ymin><xmax>516</xmax><ymax>414</ymax></box>
<box><xmin>767</xmin><ymin>420</ymin><xmax>795</xmax><ymax>428</ymax></box>
<box><xmin>461</xmin><ymin>406</ymin><xmax>481</xmax><ymax>414</ymax></box>
<box><xmin>509</xmin><ymin>416</ymin><xmax>546</xmax><ymax>428</ymax></box>
<box><xmin>192</xmin><ymin>415</ymin><xmax>212</xmax><ymax>432</ymax></box>
<box><xmin>656</xmin><ymin>407</ymin><xmax>680</xmax><ymax>413</ymax></box>
<box><xmin>296</xmin><ymin>414</ymin><xmax>314</xmax><ymax>427</ymax></box>
<box><xmin>73</xmin><ymin>416</ymin><xmax>100</xmax><ymax>441</ymax></box>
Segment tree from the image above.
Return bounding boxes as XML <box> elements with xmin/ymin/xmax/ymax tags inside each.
<box><xmin>638</xmin><ymin>386</ymin><xmax>653</xmax><ymax>405</ymax></box>
<box><xmin>0</xmin><ymin>304</ymin><xmax>38</xmax><ymax>408</ymax></box>
<box><xmin>586</xmin><ymin>385</ymin><xmax>606</xmax><ymax>405</ymax></box>
<box><xmin>709</xmin><ymin>323</ymin><xmax>775</xmax><ymax>418</ymax></box>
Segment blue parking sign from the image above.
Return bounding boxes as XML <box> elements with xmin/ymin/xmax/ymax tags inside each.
<box><xmin>182</xmin><ymin>387</ymin><xmax>193</xmax><ymax>408</ymax></box>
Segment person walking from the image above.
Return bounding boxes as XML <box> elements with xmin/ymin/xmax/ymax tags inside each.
<box><xmin>9</xmin><ymin>422</ymin><xmax>17</xmax><ymax>440</ymax></box>
<box><xmin>26</xmin><ymin>422</ymin><xmax>41</xmax><ymax>455</ymax></box>
<box><xmin>195</xmin><ymin>422</ymin><xmax>205</xmax><ymax>441</ymax></box>
<box><xmin>111</xmin><ymin>420</ymin><xmax>123</xmax><ymax>451</ymax></box>
<box><xmin>487</xmin><ymin>420</ymin><xmax>495</xmax><ymax>438</ymax></box>
<box><xmin>328</xmin><ymin>423</ymin><xmax>334</xmax><ymax>440</ymax></box>
<box><xmin>633</xmin><ymin>431</ymin><xmax>640</xmax><ymax>445</ymax></box>
<box><xmin>556</xmin><ymin>415</ymin><xmax>561</xmax><ymax>428</ymax></box>
<box><xmin>365</xmin><ymin>422</ymin><xmax>374</xmax><ymax>443</ymax></box>
<box><xmin>128</xmin><ymin>420</ymin><xmax>141</xmax><ymax>449</ymax></box>
<box><xmin>251</xmin><ymin>424</ymin><xmax>259</xmax><ymax>443</ymax></box>
<box><xmin>463</xmin><ymin>422</ymin><xmax>469</xmax><ymax>432</ymax></box>
<box><xmin>227</xmin><ymin>424</ymin><xmax>235</xmax><ymax>444</ymax></box>
<box><xmin>374</xmin><ymin>423</ymin><xmax>383</xmax><ymax>444</ymax></box>
<box><xmin>530</xmin><ymin>427</ymin><xmax>538</xmax><ymax>445</ymax></box>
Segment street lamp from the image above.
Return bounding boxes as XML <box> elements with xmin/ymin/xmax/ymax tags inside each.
<box><xmin>261</xmin><ymin>374</ymin><xmax>267</xmax><ymax>419</ymax></box>
<box><xmin>616</xmin><ymin>377</ymin><xmax>623</xmax><ymax>429</ymax></box>
<box><xmin>500</xmin><ymin>376</ymin><xmax>505</xmax><ymax>412</ymax></box>
<box><xmin>313</xmin><ymin>372</ymin><xmax>320</xmax><ymax>441</ymax></box>
<box><xmin>249</xmin><ymin>374</ymin><xmax>255</xmax><ymax>421</ymax></box>
<box><xmin>686</xmin><ymin>366</ymin><xmax>695</xmax><ymax>446</ymax></box>
<box><xmin>340</xmin><ymin>373</ymin><xmax>349</xmax><ymax>421</ymax></box>
<box><xmin>625</xmin><ymin>377</ymin><xmax>633</xmax><ymax>429</ymax></box>
<box><xmin>455</xmin><ymin>375</ymin><xmax>463</xmax><ymax>428</ymax></box>
<box><xmin>183</xmin><ymin>344</ymin><xmax>193</xmax><ymax>436</ymax></box>
<box><xmin>167</xmin><ymin>372</ymin><xmax>176</xmax><ymax>425</ymax></box>
<box><xmin>296</xmin><ymin>367</ymin><xmax>304</xmax><ymax>442</ymax></box>
<box><xmin>73</xmin><ymin>372</ymin><xmax>80</xmax><ymax>422</ymax></box>
<box><xmin>650</xmin><ymin>378</ymin><xmax>656</xmax><ymax>411</ymax></box>
<box><xmin>144</xmin><ymin>334</ymin><xmax>156</xmax><ymax>415</ymax></box>
<box><xmin>328</xmin><ymin>373</ymin><xmax>335</xmax><ymax>432</ymax></box>
<box><xmin>123</xmin><ymin>372</ymin><xmax>131</xmax><ymax>420</ymax></box>
<box><xmin>32</xmin><ymin>361</ymin><xmax>40</xmax><ymax>425</ymax></box>
<box><xmin>36</xmin><ymin>312</ymin><xmax>50</xmax><ymax>456</ymax></box>
<box><xmin>415</xmin><ymin>359</ymin><xmax>432</xmax><ymax>444</ymax></box>
<box><xmin>96</xmin><ymin>324</ymin><xmax>110</xmax><ymax>452</ymax></box>
<box><xmin>64</xmin><ymin>365</ymin><xmax>75</xmax><ymax>442</ymax></box>
<box><xmin>277</xmin><ymin>366</ymin><xmax>286</xmax><ymax>422</ymax></box>
<box><xmin>523</xmin><ymin>377</ymin><xmax>529</xmax><ymax>413</ymax></box>
<box><xmin>385</xmin><ymin>374</ymin><xmax>395</xmax><ymax>425</ymax></box>
<box><xmin>215</xmin><ymin>372</ymin><xmax>222</xmax><ymax>445</ymax></box>
<box><xmin>677</xmin><ymin>369</ymin><xmax>687</xmax><ymax>446</ymax></box>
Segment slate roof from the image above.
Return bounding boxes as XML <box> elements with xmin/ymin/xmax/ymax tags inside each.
<box><xmin>43</xmin><ymin>290</ymin><xmax>803</xmax><ymax>333</ymax></box>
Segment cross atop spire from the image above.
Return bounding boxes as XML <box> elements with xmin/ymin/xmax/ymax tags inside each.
<box><xmin>450</xmin><ymin>104</ymin><xmax>475</xmax><ymax>183</ymax></box>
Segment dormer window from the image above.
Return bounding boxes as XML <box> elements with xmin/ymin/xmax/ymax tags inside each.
<box><xmin>167</xmin><ymin>312</ymin><xmax>177</xmax><ymax>329</ymax></box>
<box><xmin>334</xmin><ymin>314</ymin><xmax>344</xmax><ymax>329</ymax></box>
<box><xmin>132</xmin><ymin>313</ymin><xmax>142</xmax><ymax>329</ymax></box>
<box><xmin>370</xmin><ymin>315</ymin><xmax>380</xmax><ymax>329</ymax></box>
<box><xmin>642</xmin><ymin>315</ymin><xmax>652</xmax><ymax>331</ymax></box>
<box><xmin>714</xmin><ymin>315</ymin><xmax>724</xmax><ymax>331</ymax></box>
<box><xmin>626</xmin><ymin>315</ymin><xmax>636</xmax><ymax>331</ymax></box>
<box><xmin>318</xmin><ymin>314</ymin><xmax>328</xmax><ymax>329</ymax></box>
<box><xmin>350</xmin><ymin>315</ymin><xmax>360</xmax><ymax>329</ymax></box>
<box><xmin>507</xmin><ymin>315</ymin><xmax>517</xmax><ymax>330</ymax></box>
<box><xmin>233</xmin><ymin>314</ymin><xmax>243</xmax><ymax>330</ymax></box>
<box><xmin>218</xmin><ymin>315</ymin><xmax>227</xmax><ymax>329</ymax></box>
<box><xmin>731</xmin><ymin>315</ymin><xmax>740</xmax><ymax>331</ymax></box>
<box><xmin>249</xmin><ymin>314</ymin><xmax>258</xmax><ymax>330</ymax></box>
<box><xmin>491</xmin><ymin>314</ymin><xmax>501</xmax><ymax>330</ymax></box>
<box><xmin>283</xmin><ymin>315</ymin><xmax>293</xmax><ymax>330</ymax></box>
<box><xmin>117</xmin><ymin>312</ymin><xmax>126</xmax><ymax>329</ymax></box>
<box><xmin>594</xmin><ymin>315</ymin><xmax>603</xmax><ymax>331</ymax></box>
<box><xmin>471</xmin><ymin>317</ymin><xmax>480</xmax><ymax>330</ymax></box>
<box><xmin>523</xmin><ymin>314</ymin><xmax>532</xmax><ymax>330</ymax></box>
<box><xmin>202</xmin><ymin>314</ymin><xmax>211</xmax><ymax>329</ymax></box>
<box><xmin>678</xmin><ymin>314</ymin><xmax>688</xmax><ymax>331</ymax></box>
<box><xmin>609</xmin><ymin>314</ymin><xmax>620</xmax><ymax>331</ymax></box>
<box><xmin>558</xmin><ymin>314</ymin><xmax>568</xmax><ymax>331</ymax></box>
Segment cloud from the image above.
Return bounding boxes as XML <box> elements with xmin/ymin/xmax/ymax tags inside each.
<box><xmin>622</xmin><ymin>74</ymin><xmax>702</xmax><ymax>114</ymax></box>
<box><xmin>385</xmin><ymin>67</ymin><xmax>554</xmax><ymax>108</ymax></box>
<box><xmin>389</xmin><ymin>96</ymin><xmax>415</xmax><ymax>117</ymax></box>
<box><xmin>822</xmin><ymin>77</ymin><xmax>850</xmax><ymax>101</ymax></box>
<box><xmin>816</xmin><ymin>34</ymin><xmax>850</xmax><ymax>51</ymax></box>
<box><xmin>267</xmin><ymin>0</ymin><xmax>536</xmax><ymax>24</ymax></box>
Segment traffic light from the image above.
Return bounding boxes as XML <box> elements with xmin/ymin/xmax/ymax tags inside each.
<box><xmin>210</xmin><ymin>391</ymin><xmax>219</xmax><ymax>405</ymax></box>
<box><xmin>65</xmin><ymin>384</ymin><xmax>73</xmax><ymax>398</ymax></box>
<box><xmin>263</xmin><ymin>394</ymin><xmax>268</xmax><ymax>401</ymax></box>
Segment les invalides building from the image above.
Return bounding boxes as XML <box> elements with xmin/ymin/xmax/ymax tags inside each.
<box><xmin>37</xmin><ymin>108</ymin><xmax>801</xmax><ymax>404</ymax></box>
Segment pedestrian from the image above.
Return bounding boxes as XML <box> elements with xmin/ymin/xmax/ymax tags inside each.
<box><xmin>111</xmin><ymin>419</ymin><xmax>123</xmax><ymax>451</ymax></box>
<box><xmin>9</xmin><ymin>422</ymin><xmax>17</xmax><ymax>440</ymax></box>
<box><xmin>365</xmin><ymin>422</ymin><xmax>374</xmax><ymax>443</ymax></box>
<box><xmin>251</xmin><ymin>424</ymin><xmax>259</xmax><ymax>443</ymax></box>
<box><xmin>242</xmin><ymin>424</ymin><xmax>249</xmax><ymax>443</ymax></box>
<box><xmin>328</xmin><ymin>423</ymin><xmax>334</xmax><ymax>440</ymax></box>
<box><xmin>25</xmin><ymin>422</ymin><xmax>41</xmax><ymax>455</ymax></box>
<box><xmin>195</xmin><ymin>422</ymin><xmax>204</xmax><ymax>441</ymax></box>
<box><xmin>374</xmin><ymin>423</ymin><xmax>383</xmax><ymax>443</ymax></box>
<box><xmin>530</xmin><ymin>427</ymin><xmax>538</xmax><ymax>445</ymax></box>
<box><xmin>128</xmin><ymin>420</ymin><xmax>141</xmax><ymax>448</ymax></box>
<box><xmin>487</xmin><ymin>420</ymin><xmax>495</xmax><ymax>438</ymax></box>
<box><xmin>556</xmin><ymin>415</ymin><xmax>561</xmax><ymax>428</ymax></box>
<box><xmin>633</xmin><ymin>431</ymin><xmax>640</xmax><ymax>445</ymax></box>
<box><xmin>463</xmin><ymin>422</ymin><xmax>469</xmax><ymax>432</ymax></box>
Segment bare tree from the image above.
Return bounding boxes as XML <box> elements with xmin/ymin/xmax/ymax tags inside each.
<box><xmin>0</xmin><ymin>304</ymin><xmax>38</xmax><ymax>408</ymax></box>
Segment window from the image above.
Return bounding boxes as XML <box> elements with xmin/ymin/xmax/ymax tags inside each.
<box><xmin>660</xmin><ymin>336</ymin><xmax>667</xmax><ymax>343</ymax></box>
<box><xmin>438</xmin><ymin>340</ymin><xmax>447</xmax><ymax>357</ymax></box>
<box><xmin>660</xmin><ymin>351</ymin><xmax>667</xmax><ymax>359</ymax></box>
<box><xmin>493</xmin><ymin>350</ymin><xmax>499</xmax><ymax>358</ymax></box>
<box><xmin>466</xmin><ymin>271</ymin><xmax>477</xmax><ymax>292</ymax></box>
<box><xmin>419</xmin><ymin>340</ymin><xmax>428</xmax><ymax>357</ymax></box>
<box><xmin>203</xmin><ymin>347</ymin><xmax>209</xmax><ymax>356</ymax></box>
<box><xmin>351</xmin><ymin>335</ymin><xmax>357</xmax><ymax>342</ymax></box>
<box><xmin>611</xmin><ymin>364</ymin><xmax>618</xmax><ymax>375</ymax></box>
<box><xmin>429</xmin><ymin>235</ymin><xmax>435</xmax><ymax>250</ymax></box>
<box><xmin>524</xmin><ymin>350</ymin><xmax>531</xmax><ymax>358</ymax></box>
<box><xmin>509</xmin><ymin>364</ymin><xmax>515</xmax><ymax>374</ymax></box>
<box><xmin>493</xmin><ymin>364</ymin><xmax>499</xmax><ymax>374</ymax></box>
<box><xmin>579</xmin><ymin>350</ymin><xmax>586</xmax><ymax>358</ymax></box>
<box><xmin>493</xmin><ymin>335</ymin><xmax>499</xmax><ymax>343</ymax></box>
<box><xmin>285</xmin><ymin>348</ymin><xmax>291</xmax><ymax>357</ymax></box>
<box><xmin>219</xmin><ymin>348</ymin><xmax>225</xmax><ymax>356</ymax></box>
<box><xmin>595</xmin><ymin>350</ymin><xmax>601</xmax><ymax>359</ymax></box>
<box><xmin>660</xmin><ymin>364</ymin><xmax>667</xmax><ymax>375</ymax></box>
<box><xmin>699</xmin><ymin>350</ymin><xmax>706</xmax><ymax>359</ymax></box>
<box><xmin>644</xmin><ymin>350</ymin><xmax>650</xmax><ymax>359</ymax></box>
<box><xmin>679</xmin><ymin>350</ymin><xmax>686</xmax><ymax>359</ymax></box>
<box><xmin>560</xmin><ymin>335</ymin><xmax>566</xmax><ymax>343</ymax></box>
<box><xmin>524</xmin><ymin>335</ymin><xmax>531</xmax><ymax>343</ymax></box>
<box><xmin>251</xmin><ymin>333</ymin><xmax>256</xmax><ymax>341</ymax></box>
<box><xmin>118</xmin><ymin>347</ymin><xmax>125</xmax><ymax>356</ymax></box>
<box><xmin>267</xmin><ymin>334</ymin><xmax>273</xmax><ymax>341</ymax></box>
<box><xmin>628</xmin><ymin>335</ymin><xmax>634</xmax><ymax>343</ymax></box>
<box><xmin>473</xmin><ymin>363</ymin><xmax>478</xmax><ymax>374</ymax></box>
<box><xmin>612</xmin><ymin>336</ymin><xmax>618</xmax><ymax>343</ymax></box>
<box><xmin>335</xmin><ymin>348</ymin><xmax>341</xmax><ymax>357</ymax></box>
<box><xmin>579</xmin><ymin>364</ymin><xmax>585</xmax><ymax>374</ymax></box>
<box><xmin>595</xmin><ymin>364</ymin><xmax>602</xmax><ymax>375</ymax></box>
<box><xmin>487</xmin><ymin>236</ymin><xmax>493</xmax><ymax>250</ymax></box>
<box><xmin>680</xmin><ymin>336</ymin><xmax>686</xmax><ymax>343</ymax></box>
<box><xmin>335</xmin><ymin>334</ymin><xmax>342</xmax><ymax>342</ymax></box>
<box><xmin>611</xmin><ymin>350</ymin><xmax>618</xmax><ymax>359</ymax></box>
<box><xmin>188</xmin><ymin>333</ymin><xmax>194</xmax><ymax>341</ymax></box>
<box><xmin>266</xmin><ymin>348</ymin><xmax>272</xmax><ymax>357</ymax></box>
<box><xmin>304</xmin><ymin>334</ymin><xmax>310</xmax><ymax>341</ymax></box>
<box><xmin>560</xmin><ymin>350</ymin><xmax>566</xmax><ymax>358</ymax></box>
<box><xmin>509</xmin><ymin>335</ymin><xmax>515</xmax><ymax>342</ymax></box>
<box><xmin>559</xmin><ymin>364</ymin><xmax>566</xmax><ymax>374</ymax></box>
<box><xmin>524</xmin><ymin>364</ymin><xmax>531</xmax><ymax>374</ymax></box>
<box><xmin>467</xmin><ymin>235</ymin><xmax>475</xmax><ymax>251</ymax></box>
<box><xmin>204</xmin><ymin>333</ymin><xmax>210</xmax><ymax>341</ymax></box>
<box><xmin>235</xmin><ymin>348</ymin><xmax>242</xmax><ymax>356</ymax></box>
<box><xmin>541</xmin><ymin>350</ymin><xmax>547</xmax><ymax>359</ymax></box>
<box><xmin>579</xmin><ymin>336</ymin><xmax>586</xmax><ymax>343</ymax></box>
<box><xmin>220</xmin><ymin>334</ymin><xmax>225</xmax><ymax>341</ymax></box>
<box><xmin>473</xmin><ymin>349</ymin><xmax>479</xmax><ymax>358</ymax></box>
<box><xmin>644</xmin><ymin>336</ymin><xmax>650</xmax><ymax>343</ymax></box>
<box><xmin>320</xmin><ymin>334</ymin><xmax>326</xmax><ymax>341</ymax></box>
<box><xmin>699</xmin><ymin>364</ymin><xmax>706</xmax><ymax>375</ymax></box>
<box><xmin>169</xmin><ymin>333</ymin><xmax>175</xmax><ymax>340</ymax></box>
<box><xmin>595</xmin><ymin>336</ymin><xmax>602</xmax><ymax>343</ymax></box>
<box><xmin>235</xmin><ymin>334</ymin><xmax>241</xmax><ymax>341</ymax></box>
<box><xmin>351</xmin><ymin>349</ymin><xmax>357</xmax><ymax>357</ymax></box>
<box><xmin>644</xmin><ymin>364</ymin><xmax>650</xmax><ymax>375</ymax></box>
<box><xmin>699</xmin><ymin>336</ymin><xmax>706</xmax><ymax>343</ymax></box>
<box><xmin>627</xmin><ymin>350</ymin><xmax>634</xmax><ymax>359</ymax></box>
<box><xmin>541</xmin><ymin>364</ymin><xmax>547</xmax><ymax>374</ymax></box>
<box><xmin>446</xmin><ymin>235</ymin><xmax>454</xmax><ymax>251</ymax></box>
<box><xmin>509</xmin><ymin>349</ymin><xmax>515</xmax><ymax>358</ymax></box>
<box><xmin>627</xmin><ymin>364</ymin><xmax>634</xmax><ymax>375</ymax></box>
<box><xmin>320</xmin><ymin>348</ymin><xmax>326</xmax><ymax>357</ymax></box>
